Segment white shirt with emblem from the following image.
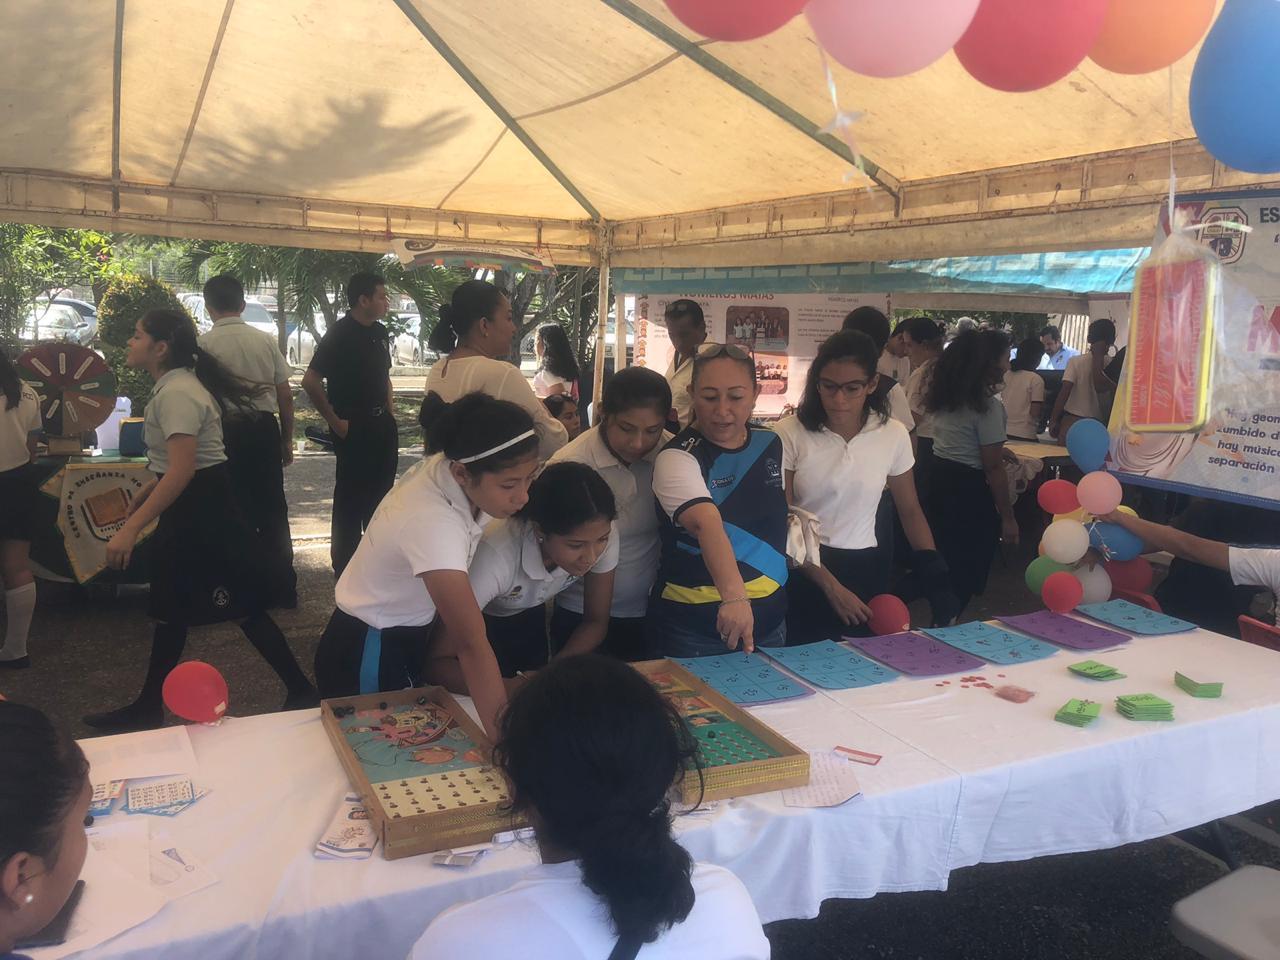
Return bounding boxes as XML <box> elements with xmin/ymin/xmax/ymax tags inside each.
<box><xmin>0</xmin><ymin>383</ymin><xmax>42</xmax><ymax>472</ymax></box>
<box><xmin>546</xmin><ymin>426</ymin><xmax>668</xmax><ymax>617</ymax></box>
<box><xmin>144</xmin><ymin>368</ymin><xmax>227</xmax><ymax>474</ymax></box>
<box><xmin>336</xmin><ymin>454</ymin><xmax>491</xmax><ymax>628</ymax></box>
<box><xmin>774</xmin><ymin>413</ymin><xmax>914</xmax><ymax>550</ymax></box>
<box><xmin>198</xmin><ymin>316</ymin><xmax>292</xmax><ymax>414</ymax></box>
<box><xmin>469</xmin><ymin>516</ymin><xmax>619</xmax><ymax>617</ymax></box>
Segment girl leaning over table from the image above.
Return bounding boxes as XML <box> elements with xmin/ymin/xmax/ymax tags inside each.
<box><xmin>922</xmin><ymin>328</ymin><xmax>1019</xmax><ymax>618</ymax></box>
<box><xmin>546</xmin><ymin>367</ymin><xmax>672</xmax><ymax>662</ymax></box>
<box><xmin>0</xmin><ymin>700</ymin><xmax>92</xmax><ymax>960</ymax></box>
<box><xmin>85</xmin><ymin>310</ymin><xmax>316</xmax><ymax>732</ymax></box>
<box><xmin>0</xmin><ymin>352</ymin><xmax>41</xmax><ymax>670</ymax></box>
<box><xmin>408</xmin><ymin>655</ymin><xmax>769</xmax><ymax>960</ymax></box>
<box><xmin>774</xmin><ymin>330</ymin><xmax>955</xmax><ymax>645</ymax></box>
<box><xmin>647</xmin><ymin>343</ymin><xmax>789</xmax><ymax>658</ymax></box>
<box><xmin>314</xmin><ymin>392</ymin><xmax>538</xmax><ymax>737</ymax></box>
<box><xmin>426</xmin><ymin>461</ymin><xmax>618</xmax><ymax>685</ymax></box>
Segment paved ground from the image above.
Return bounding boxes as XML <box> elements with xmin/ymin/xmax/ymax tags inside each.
<box><xmin>3</xmin><ymin>449</ymin><xmax>1278</xmax><ymax>960</ymax></box>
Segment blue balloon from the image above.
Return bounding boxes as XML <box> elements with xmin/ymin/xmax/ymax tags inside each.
<box><xmin>1190</xmin><ymin>0</ymin><xmax>1280</xmax><ymax>174</ymax></box>
<box><xmin>1065</xmin><ymin>418</ymin><xmax>1110</xmax><ymax>473</ymax></box>
<box><xmin>1089</xmin><ymin>522</ymin><xmax>1144</xmax><ymax>562</ymax></box>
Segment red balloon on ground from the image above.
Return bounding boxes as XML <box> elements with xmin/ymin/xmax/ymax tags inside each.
<box><xmin>954</xmin><ymin>0</ymin><xmax>1110</xmax><ymax>92</ymax></box>
<box><xmin>1104</xmin><ymin>556</ymin><xmax>1154</xmax><ymax>595</ymax></box>
<box><xmin>868</xmin><ymin>593</ymin><xmax>911</xmax><ymax>635</ymax></box>
<box><xmin>1037</xmin><ymin>478</ymin><xmax>1080</xmax><ymax>516</ymax></box>
<box><xmin>1042</xmin><ymin>571</ymin><xmax>1085</xmax><ymax>613</ymax></box>
<box><xmin>663</xmin><ymin>0</ymin><xmax>807</xmax><ymax>41</ymax></box>
<box><xmin>163</xmin><ymin>661</ymin><xmax>229</xmax><ymax>723</ymax></box>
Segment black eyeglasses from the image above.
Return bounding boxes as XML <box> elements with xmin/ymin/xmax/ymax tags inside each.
<box><xmin>696</xmin><ymin>342</ymin><xmax>751</xmax><ymax>361</ymax></box>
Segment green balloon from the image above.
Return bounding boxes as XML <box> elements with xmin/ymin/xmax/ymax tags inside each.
<box><xmin>1025</xmin><ymin>555</ymin><xmax>1071</xmax><ymax>594</ymax></box>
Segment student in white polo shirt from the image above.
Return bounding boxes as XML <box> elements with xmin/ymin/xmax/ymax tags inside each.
<box><xmin>0</xmin><ymin>351</ymin><xmax>41</xmax><ymax>669</ymax></box>
<box><xmin>546</xmin><ymin>367</ymin><xmax>671</xmax><ymax>661</ymax></box>
<box><xmin>774</xmin><ymin>330</ymin><xmax>954</xmax><ymax>645</ymax></box>
<box><xmin>454</xmin><ymin>462</ymin><xmax>618</xmax><ymax>679</ymax></box>
<box><xmin>1103</xmin><ymin>509</ymin><xmax>1280</xmax><ymax>625</ymax></box>
<box><xmin>314</xmin><ymin>393</ymin><xmax>540</xmax><ymax>737</ymax></box>
<box><xmin>408</xmin><ymin>655</ymin><xmax>769</xmax><ymax>960</ymax></box>
<box><xmin>85</xmin><ymin>309</ymin><xmax>315</xmax><ymax>731</ymax></box>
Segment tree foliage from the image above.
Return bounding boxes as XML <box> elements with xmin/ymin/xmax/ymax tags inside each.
<box><xmin>97</xmin><ymin>274</ymin><xmax>191</xmax><ymax>409</ymax></box>
<box><xmin>0</xmin><ymin>224</ymin><xmax>115</xmax><ymax>345</ymax></box>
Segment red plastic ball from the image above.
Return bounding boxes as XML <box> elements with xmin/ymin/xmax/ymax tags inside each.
<box><xmin>867</xmin><ymin>593</ymin><xmax>911</xmax><ymax>635</ymax></box>
<box><xmin>162</xmin><ymin>661</ymin><xmax>229</xmax><ymax>723</ymax></box>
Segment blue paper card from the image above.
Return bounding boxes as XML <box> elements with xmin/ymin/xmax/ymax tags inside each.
<box><xmin>672</xmin><ymin>652</ymin><xmax>814</xmax><ymax>705</ymax></box>
<box><xmin>921</xmin><ymin>622</ymin><xmax>1059</xmax><ymax>665</ymax></box>
<box><xmin>1076</xmin><ymin>599</ymin><xmax>1196</xmax><ymax>635</ymax></box>
<box><xmin>763</xmin><ymin>640</ymin><xmax>899</xmax><ymax>689</ymax></box>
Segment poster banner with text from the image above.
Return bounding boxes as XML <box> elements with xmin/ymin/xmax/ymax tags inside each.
<box><xmin>631</xmin><ymin>293</ymin><xmax>890</xmax><ymax>418</ymax></box>
<box><xmin>1107</xmin><ymin>190</ymin><xmax>1280</xmax><ymax>509</ymax></box>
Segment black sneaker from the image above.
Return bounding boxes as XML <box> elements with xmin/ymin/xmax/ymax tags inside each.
<box><xmin>82</xmin><ymin>704</ymin><xmax>165</xmax><ymax>732</ymax></box>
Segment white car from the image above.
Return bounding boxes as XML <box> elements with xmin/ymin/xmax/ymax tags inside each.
<box><xmin>389</xmin><ymin>313</ymin><xmax>431</xmax><ymax>366</ymax></box>
<box><xmin>182</xmin><ymin>294</ymin><xmax>314</xmax><ymax>365</ymax></box>
<box><xmin>21</xmin><ymin>302</ymin><xmax>95</xmax><ymax>345</ymax></box>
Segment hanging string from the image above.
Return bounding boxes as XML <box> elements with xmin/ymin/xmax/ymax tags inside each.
<box><xmin>1166</xmin><ymin>65</ymin><xmax>1177</xmax><ymax>228</ymax></box>
<box><xmin>816</xmin><ymin>44</ymin><xmax>867</xmax><ymax>184</ymax></box>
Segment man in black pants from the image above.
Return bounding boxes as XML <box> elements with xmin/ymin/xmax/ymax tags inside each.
<box><xmin>302</xmin><ymin>272</ymin><xmax>398</xmax><ymax>576</ymax></box>
<box><xmin>198</xmin><ymin>274</ymin><xmax>298</xmax><ymax>607</ymax></box>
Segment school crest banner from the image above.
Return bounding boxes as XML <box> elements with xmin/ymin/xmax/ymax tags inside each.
<box><xmin>40</xmin><ymin>462</ymin><xmax>157</xmax><ymax>582</ymax></box>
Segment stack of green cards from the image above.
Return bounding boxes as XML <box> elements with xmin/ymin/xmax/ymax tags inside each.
<box><xmin>1174</xmin><ymin>672</ymin><xmax>1223</xmax><ymax>698</ymax></box>
<box><xmin>1115</xmin><ymin>693</ymin><xmax>1174</xmax><ymax>721</ymax></box>
<box><xmin>1069</xmin><ymin>660</ymin><xmax>1126</xmax><ymax>681</ymax></box>
<box><xmin>1055</xmin><ymin>699</ymin><xmax>1101</xmax><ymax>727</ymax></box>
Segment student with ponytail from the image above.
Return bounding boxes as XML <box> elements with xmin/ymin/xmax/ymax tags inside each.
<box><xmin>315</xmin><ymin>392</ymin><xmax>539</xmax><ymax>736</ymax></box>
<box><xmin>408</xmin><ymin>655</ymin><xmax>768</xmax><ymax>960</ymax></box>
<box><xmin>85</xmin><ymin>309</ymin><xmax>315</xmax><ymax>731</ymax></box>
<box><xmin>422</xmin><ymin>280</ymin><xmax>566</xmax><ymax>461</ymax></box>
<box><xmin>0</xmin><ymin>352</ymin><xmax>41</xmax><ymax>669</ymax></box>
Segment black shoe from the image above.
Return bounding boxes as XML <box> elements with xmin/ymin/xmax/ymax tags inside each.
<box><xmin>282</xmin><ymin>687</ymin><xmax>320</xmax><ymax>712</ymax></box>
<box><xmin>82</xmin><ymin>703</ymin><xmax>165</xmax><ymax>732</ymax></box>
<box><xmin>0</xmin><ymin>656</ymin><xmax>30</xmax><ymax>670</ymax></box>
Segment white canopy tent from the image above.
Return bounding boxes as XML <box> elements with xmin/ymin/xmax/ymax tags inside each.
<box><xmin>4</xmin><ymin>0</ymin><xmax>1279</xmax><ymax>271</ymax></box>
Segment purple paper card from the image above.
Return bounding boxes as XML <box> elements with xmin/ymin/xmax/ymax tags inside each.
<box><xmin>844</xmin><ymin>632</ymin><xmax>985</xmax><ymax>678</ymax></box>
<box><xmin>998</xmin><ymin>611</ymin><xmax>1130</xmax><ymax>651</ymax></box>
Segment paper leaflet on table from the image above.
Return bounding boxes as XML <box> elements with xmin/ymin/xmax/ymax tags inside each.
<box><xmin>315</xmin><ymin>793</ymin><xmax>379</xmax><ymax>860</ymax></box>
<box><xmin>87</xmin><ymin>818</ymin><xmax>219</xmax><ymax>903</ymax></box>
<box><xmin>782</xmin><ymin>751</ymin><xmax>862</xmax><ymax>808</ymax></box>
<box><xmin>78</xmin><ymin>725</ymin><xmax>197</xmax><ymax>784</ymax></box>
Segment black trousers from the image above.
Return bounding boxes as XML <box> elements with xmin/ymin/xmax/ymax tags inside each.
<box><xmin>224</xmin><ymin>412</ymin><xmax>296</xmax><ymax>606</ymax></box>
<box><xmin>927</xmin><ymin>456</ymin><xmax>1000</xmax><ymax>615</ymax></box>
<box><xmin>314</xmin><ymin>607</ymin><xmax>431</xmax><ymax>698</ymax></box>
<box><xmin>484</xmin><ymin>606</ymin><xmax>550</xmax><ymax>677</ymax></box>
<box><xmin>785</xmin><ymin>544</ymin><xmax>890</xmax><ymax>646</ymax></box>
<box><xmin>331</xmin><ymin>410</ymin><xmax>399</xmax><ymax>576</ymax></box>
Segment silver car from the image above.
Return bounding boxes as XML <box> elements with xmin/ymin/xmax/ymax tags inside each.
<box><xmin>22</xmin><ymin>302</ymin><xmax>95</xmax><ymax>345</ymax></box>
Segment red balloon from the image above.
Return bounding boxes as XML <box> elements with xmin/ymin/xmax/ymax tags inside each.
<box><xmin>1104</xmin><ymin>556</ymin><xmax>1154</xmax><ymax>595</ymax></box>
<box><xmin>163</xmin><ymin>661</ymin><xmax>229</xmax><ymax>724</ymax></box>
<box><xmin>1042</xmin><ymin>571</ymin><xmax>1084</xmax><ymax>613</ymax></box>
<box><xmin>954</xmin><ymin>0</ymin><xmax>1110</xmax><ymax>92</ymax></box>
<box><xmin>868</xmin><ymin>593</ymin><xmax>911</xmax><ymax>635</ymax></box>
<box><xmin>663</xmin><ymin>0</ymin><xmax>807</xmax><ymax>41</ymax></box>
<box><xmin>1036</xmin><ymin>478</ymin><xmax>1080</xmax><ymax>516</ymax></box>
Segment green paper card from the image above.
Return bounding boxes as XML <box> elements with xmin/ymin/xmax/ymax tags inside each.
<box><xmin>1069</xmin><ymin>660</ymin><xmax>1126</xmax><ymax>680</ymax></box>
<box><xmin>1175</xmin><ymin>672</ymin><xmax>1223</xmax><ymax>698</ymax></box>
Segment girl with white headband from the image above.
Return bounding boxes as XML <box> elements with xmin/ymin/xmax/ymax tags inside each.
<box><xmin>314</xmin><ymin>393</ymin><xmax>539</xmax><ymax>736</ymax></box>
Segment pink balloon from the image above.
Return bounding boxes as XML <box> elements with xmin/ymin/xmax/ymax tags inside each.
<box><xmin>954</xmin><ymin>0</ymin><xmax>1110</xmax><ymax>92</ymax></box>
<box><xmin>664</xmin><ymin>0</ymin><xmax>807</xmax><ymax>41</ymax></box>
<box><xmin>1077</xmin><ymin>471</ymin><xmax>1123</xmax><ymax>515</ymax></box>
<box><xmin>807</xmin><ymin>0</ymin><xmax>980</xmax><ymax>78</ymax></box>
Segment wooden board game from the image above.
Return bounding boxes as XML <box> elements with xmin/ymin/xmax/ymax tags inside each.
<box><xmin>320</xmin><ymin>686</ymin><xmax>522</xmax><ymax>860</ymax></box>
<box><xmin>634</xmin><ymin>659</ymin><xmax>810</xmax><ymax>803</ymax></box>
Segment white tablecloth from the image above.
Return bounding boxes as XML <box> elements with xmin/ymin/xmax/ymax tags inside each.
<box><xmin>71</xmin><ymin>627</ymin><xmax>1280</xmax><ymax>959</ymax></box>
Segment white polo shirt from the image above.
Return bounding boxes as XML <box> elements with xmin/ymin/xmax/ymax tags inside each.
<box><xmin>1062</xmin><ymin>354</ymin><xmax>1108</xmax><ymax>420</ymax></box>
<box><xmin>1001</xmin><ymin>369</ymin><xmax>1045</xmax><ymax>440</ymax></box>
<box><xmin>886</xmin><ymin>381</ymin><xmax>914</xmax><ymax>433</ymax></box>
<box><xmin>666</xmin><ymin>353</ymin><xmax>695</xmax><ymax>429</ymax></box>
<box><xmin>1229</xmin><ymin>547</ymin><xmax>1280</xmax><ymax>625</ymax></box>
<box><xmin>425</xmin><ymin>355</ymin><xmax>567</xmax><ymax>461</ymax></box>
<box><xmin>408</xmin><ymin>860</ymin><xmax>769</xmax><ymax>960</ymax></box>
<box><xmin>336</xmin><ymin>454</ymin><xmax>491</xmax><ymax>628</ymax></box>
<box><xmin>546</xmin><ymin>426</ymin><xmax>667</xmax><ymax>617</ymax></box>
<box><xmin>905</xmin><ymin>360</ymin><xmax>935</xmax><ymax>440</ymax></box>
<box><xmin>470</xmin><ymin>516</ymin><xmax>619</xmax><ymax>617</ymax></box>
<box><xmin>0</xmin><ymin>383</ymin><xmax>41</xmax><ymax>472</ymax></box>
<box><xmin>144</xmin><ymin>368</ymin><xmax>227</xmax><ymax>473</ymax></box>
<box><xmin>878</xmin><ymin>352</ymin><xmax>911</xmax><ymax>384</ymax></box>
<box><xmin>198</xmin><ymin>316</ymin><xmax>291</xmax><ymax>414</ymax></box>
<box><xmin>774</xmin><ymin>413</ymin><xmax>914</xmax><ymax>550</ymax></box>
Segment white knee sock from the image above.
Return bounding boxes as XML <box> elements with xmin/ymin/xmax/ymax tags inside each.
<box><xmin>1</xmin><ymin>582</ymin><xmax>36</xmax><ymax>660</ymax></box>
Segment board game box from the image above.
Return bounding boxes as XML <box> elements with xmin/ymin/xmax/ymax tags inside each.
<box><xmin>633</xmin><ymin>659</ymin><xmax>810</xmax><ymax>803</ymax></box>
<box><xmin>320</xmin><ymin>687</ymin><xmax>521</xmax><ymax>860</ymax></box>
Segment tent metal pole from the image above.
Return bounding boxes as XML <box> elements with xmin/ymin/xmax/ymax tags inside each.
<box><xmin>593</xmin><ymin>223</ymin><xmax>611</xmax><ymax>417</ymax></box>
<box><xmin>111</xmin><ymin>0</ymin><xmax>126</xmax><ymax>211</ymax></box>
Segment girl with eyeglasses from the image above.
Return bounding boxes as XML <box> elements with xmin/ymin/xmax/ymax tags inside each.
<box><xmin>648</xmin><ymin>343</ymin><xmax>789</xmax><ymax>657</ymax></box>
<box><xmin>774</xmin><ymin>331</ymin><xmax>953</xmax><ymax>644</ymax></box>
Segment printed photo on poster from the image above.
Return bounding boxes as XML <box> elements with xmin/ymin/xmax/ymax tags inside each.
<box><xmin>728</xmin><ymin>306</ymin><xmax>789</xmax><ymax>354</ymax></box>
<box><xmin>755</xmin><ymin>355</ymin><xmax>788</xmax><ymax>396</ymax></box>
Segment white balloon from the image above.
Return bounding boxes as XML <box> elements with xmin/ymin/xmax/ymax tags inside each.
<box><xmin>1072</xmin><ymin>563</ymin><xmax>1112</xmax><ymax>605</ymax></box>
<box><xmin>1042</xmin><ymin>519</ymin><xmax>1089</xmax><ymax>564</ymax></box>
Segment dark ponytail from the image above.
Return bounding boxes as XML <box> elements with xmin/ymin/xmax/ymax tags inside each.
<box><xmin>425</xmin><ymin>391</ymin><xmax>538</xmax><ymax>473</ymax></box>
<box><xmin>0</xmin><ymin>701</ymin><xmax>88</xmax><ymax>865</ymax></box>
<box><xmin>0</xmin><ymin>349</ymin><xmax>22</xmax><ymax>411</ymax></box>
<box><xmin>428</xmin><ymin>280</ymin><xmax>507</xmax><ymax>354</ymax></box>
<box><xmin>493</xmin><ymin>655</ymin><xmax>701</xmax><ymax>945</ymax></box>
<box><xmin>141</xmin><ymin>309</ymin><xmax>265</xmax><ymax>413</ymax></box>
<box><xmin>518</xmin><ymin>461</ymin><xmax>616</xmax><ymax>534</ymax></box>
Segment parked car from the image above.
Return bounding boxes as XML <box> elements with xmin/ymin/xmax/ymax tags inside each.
<box><xmin>52</xmin><ymin>296</ymin><xmax>98</xmax><ymax>342</ymax></box>
<box><xmin>21</xmin><ymin>302</ymin><xmax>95</xmax><ymax>345</ymax></box>
<box><xmin>180</xmin><ymin>294</ymin><xmax>315</xmax><ymax>365</ymax></box>
<box><xmin>388</xmin><ymin>313</ymin><xmax>434</xmax><ymax>366</ymax></box>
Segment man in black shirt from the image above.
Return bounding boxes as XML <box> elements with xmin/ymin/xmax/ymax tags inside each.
<box><xmin>302</xmin><ymin>272</ymin><xmax>399</xmax><ymax>576</ymax></box>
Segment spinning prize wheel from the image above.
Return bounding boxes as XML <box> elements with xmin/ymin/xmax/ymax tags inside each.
<box><xmin>17</xmin><ymin>342</ymin><xmax>117</xmax><ymax>455</ymax></box>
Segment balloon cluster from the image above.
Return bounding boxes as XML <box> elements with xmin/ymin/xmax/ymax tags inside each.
<box><xmin>662</xmin><ymin>0</ymin><xmax>1278</xmax><ymax>175</ymax></box>
<box><xmin>1025</xmin><ymin>419</ymin><xmax>1152</xmax><ymax>614</ymax></box>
